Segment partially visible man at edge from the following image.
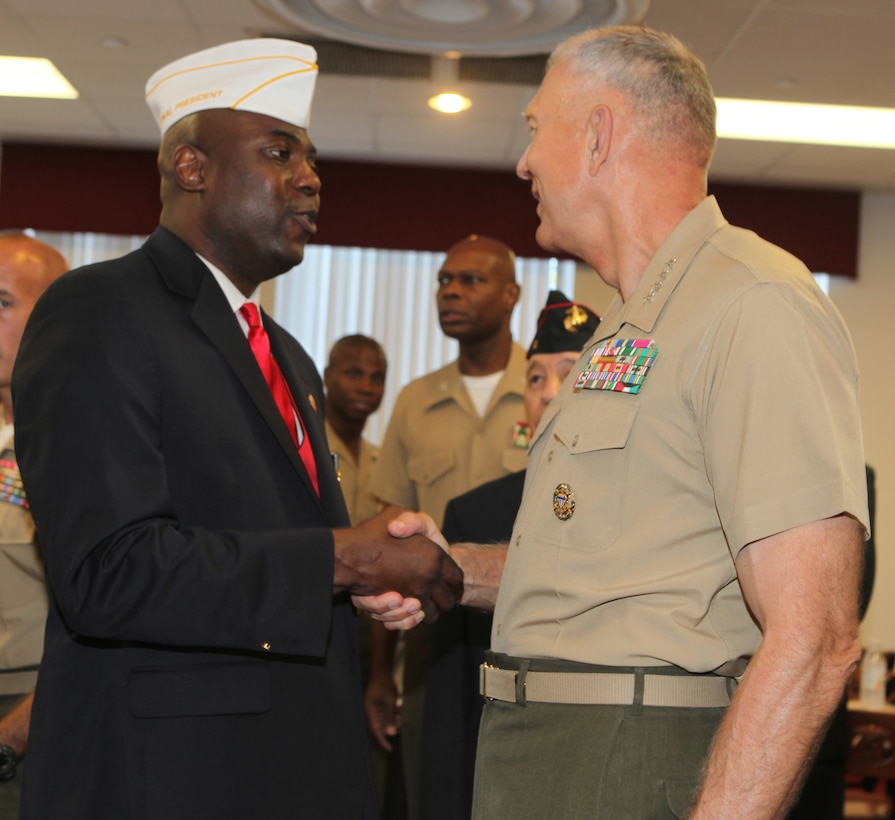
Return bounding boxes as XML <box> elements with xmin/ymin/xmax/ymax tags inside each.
<box><xmin>11</xmin><ymin>39</ymin><xmax>461</xmax><ymax>819</ymax></box>
<box><xmin>0</xmin><ymin>234</ymin><xmax>67</xmax><ymax>816</ymax></box>
<box><xmin>393</xmin><ymin>25</ymin><xmax>869</xmax><ymax>819</ymax></box>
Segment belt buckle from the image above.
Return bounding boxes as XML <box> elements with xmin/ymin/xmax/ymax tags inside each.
<box><xmin>480</xmin><ymin>660</ymin><xmax>529</xmax><ymax>705</ymax></box>
<box><xmin>480</xmin><ymin>662</ymin><xmax>496</xmax><ymax>701</ymax></box>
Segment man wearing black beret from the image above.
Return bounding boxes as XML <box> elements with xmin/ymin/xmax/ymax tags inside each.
<box><xmin>419</xmin><ymin>290</ymin><xmax>600</xmax><ymax>820</ymax></box>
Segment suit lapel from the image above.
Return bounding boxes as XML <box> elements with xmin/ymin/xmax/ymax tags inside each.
<box><xmin>267</xmin><ymin>319</ymin><xmax>342</xmax><ymax>518</ymax></box>
<box><xmin>144</xmin><ymin>229</ymin><xmax>322</xmax><ymax>506</ymax></box>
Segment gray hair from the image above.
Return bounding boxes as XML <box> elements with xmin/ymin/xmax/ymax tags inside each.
<box><xmin>549</xmin><ymin>26</ymin><xmax>717</xmax><ymax>168</ymax></box>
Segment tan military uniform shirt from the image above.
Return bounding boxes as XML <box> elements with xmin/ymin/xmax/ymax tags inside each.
<box><xmin>0</xmin><ymin>435</ymin><xmax>46</xmax><ymax>695</ymax></box>
<box><xmin>373</xmin><ymin>344</ymin><xmax>529</xmax><ymax>526</ymax></box>
<box><xmin>493</xmin><ymin>197</ymin><xmax>869</xmax><ymax>673</ymax></box>
<box><xmin>325</xmin><ymin>420</ymin><xmax>382</xmax><ymax>526</ymax></box>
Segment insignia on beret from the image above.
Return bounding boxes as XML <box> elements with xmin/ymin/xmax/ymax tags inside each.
<box><xmin>527</xmin><ymin>290</ymin><xmax>600</xmax><ymax>359</ymax></box>
<box><xmin>563</xmin><ymin>304</ymin><xmax>590</xmax><ymax>332</ymax></box>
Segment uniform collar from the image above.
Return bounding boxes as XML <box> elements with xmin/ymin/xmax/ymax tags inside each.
<box><xmin>419</xmin><ymin>343</ymin><xmax>527</xmax><ymax>414</ymax></box>
<box><xmin>599</xmin><ymin>196</ymin><xmax>728</xmax><ymax>338</ymax></box>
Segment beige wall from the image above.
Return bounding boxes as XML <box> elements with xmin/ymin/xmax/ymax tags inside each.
<box><xmin>832</xmin><ymin>193</ymin><xmax>895</xmax><ymax>651</ymax></box>
<box><xmin>574</xmin><ymin>266</ymin><xmax>618</xmax><ymax>318</ymax></box>
<box><xmin>575</xmin><ymin>193</ymin><xmax>894</xmax><ymax>652</ymax></box>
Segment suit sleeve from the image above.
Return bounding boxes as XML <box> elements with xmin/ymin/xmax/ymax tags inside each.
<box><xmin>12</xmin><ymin>270</ymin><xmax>336</xmax><ymax>658</ymax></box>
<box><xmin>441</xmin><ymin>498</ymin><xmax>466</xmax><ymax>544</ymax></box>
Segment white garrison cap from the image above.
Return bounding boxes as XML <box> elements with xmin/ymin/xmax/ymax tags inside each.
<box><xmin>145</xmin><ymin>38</ymin><xmax>318</xmax><ymax>136</ymax></box>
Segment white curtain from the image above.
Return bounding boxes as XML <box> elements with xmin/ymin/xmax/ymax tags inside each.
<box><xmin>274</xmin><ymin>245</ymin><xmax>576</xmax><ymax>445</ymax></box>
<box><xmin>31</xmin><ymin>230</ymin><xmax>145</xmax><ymax>269</ymax></box>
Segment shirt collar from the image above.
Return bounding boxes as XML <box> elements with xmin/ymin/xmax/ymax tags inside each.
<box><xmin>196</xmin><ymin>253</ymin><xmax>260</xmax><ymax>313</ymax></box>
<box><xmin>0</xmin><ymin>422</ymin><xmax>13</xmax><ymax>451</ymax></box>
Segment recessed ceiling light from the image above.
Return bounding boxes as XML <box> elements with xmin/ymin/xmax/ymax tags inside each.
<box><xmin>428</xmin><ymin>92</ymin><xmax>471</xmax><ymax>114</ymax></box>
<box><xmin>717</xmin><ymin>98</ymin><xmax>895</xmax><ymax>149</ymax></box>
<box><xmin>0</xmin><ymin>56</ymin><xmax>78</xmax><ymax>99</ymax></box>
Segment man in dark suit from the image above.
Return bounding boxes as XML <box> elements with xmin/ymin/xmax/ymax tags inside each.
<box><xmin>420</xmin><ymin>291</ymin><xmax>600</xmax><ymax>819</ymax></box>
<box><xmin>10</xmin><ymin>39</ymin><xmax>460</xmax><ymax>820</ymax></box>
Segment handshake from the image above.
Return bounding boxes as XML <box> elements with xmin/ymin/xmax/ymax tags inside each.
<box><xmin>333</xmin><ymin>505</ymin><xmax>465</xmax><ymax>629</ymax></box>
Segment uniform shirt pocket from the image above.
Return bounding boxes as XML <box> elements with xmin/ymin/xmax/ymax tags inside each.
<box><xmin>407</xmin><ymin>449</ymin><xmax>456</xmax><ymax>488</ymax></box>
<box><xmin>530</xmin><ymin>398</ymin><xmax>639</xmax><ymax>552</ymax></box>
<box><xmin>501</xmin><ymin>446</ymin><xmax>529</xmax><ymax>474</ymax></box>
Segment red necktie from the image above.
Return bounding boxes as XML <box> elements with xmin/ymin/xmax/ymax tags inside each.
<box><xmin>240</xmin><ymin>303</ymin><xmax>319</xmax><ymax>495</ymax></box>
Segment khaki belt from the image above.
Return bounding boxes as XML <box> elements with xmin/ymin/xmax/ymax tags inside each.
<box><xmin>479</xmin><ymin>663</ymin><xmax>735</xmax><ymax>707</ymax></box>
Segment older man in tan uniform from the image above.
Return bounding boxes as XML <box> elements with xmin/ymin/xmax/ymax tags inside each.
<box><xmin>402</xmin><ymin>26</ymin><xmax>869</xmax><ymax>820</ymax></box>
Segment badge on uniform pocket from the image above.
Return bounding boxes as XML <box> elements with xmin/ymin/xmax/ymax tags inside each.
<box><xmin>553</xmin><ymin>483</ymin><xmax>575</xmax><ymax>520</ymax></box>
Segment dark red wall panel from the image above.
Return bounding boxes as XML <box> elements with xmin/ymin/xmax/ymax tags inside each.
<box><xmin>0</xmin><ymin>143</ymin><xmax>162</xmax><ymax>236</ymax></box>
<box><xmin>0</xmin><ymin>142</ymin><xmax>859</xmax><ymax>276</ymax></box>
<box><xmin>709</xmin><ymin>182</ymin><xmax>859</xmax><ymax>278</ymax></box>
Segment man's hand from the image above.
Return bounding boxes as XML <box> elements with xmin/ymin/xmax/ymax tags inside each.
<box><xmin>333</xmin><ymin>505</ymin><xmax>463</xmax><ymax>622</ymax></box>
<box><xmin>386</xmin><ymin>509</ymin><xmax>448</xmax><ymax>549</ymax></box>
<box><xmin>364</xmin><ymin>665</ymin><xmax>401</xmax><ymax>751</ymax></box>
<box><xmin>388</xmin><ymin>511</ymin><xmax>506</xmax><ymax>611</ymax></box>
<box><xmin>0</xmin><ymin>692</ymin><xmax>33</xmax><ymax>758</ymax></box>
<box><xmin>352</xmin><ymin>590</ymin><xmax>425</xmax><ymax>630</ymax></box>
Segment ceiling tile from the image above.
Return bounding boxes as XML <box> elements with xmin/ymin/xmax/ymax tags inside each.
<box><xmin>1</xmin><ymin>0</ymin><xmax>893</xmax><ymax>192</ymax></box>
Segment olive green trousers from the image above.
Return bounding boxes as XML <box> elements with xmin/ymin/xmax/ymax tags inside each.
<box><xmin>472</xmin><ymin>657</ymin><xmax>729</xmax><ymax>819</ymax></box>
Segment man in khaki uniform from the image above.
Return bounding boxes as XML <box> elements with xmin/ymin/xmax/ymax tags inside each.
<box><xmin>0</xmin><ymin>233</ymin><xmax>67</xmax><ymax>815</ymax></box>
<box><xmin>367</xmin><ymin>234</ymin><xmax>527</xmax><ymax>819</ymax></box>
<box><xmin>420</xmin><ymin>290</ymin><xmax>601</xmax><ymax>820</ymax></box>
<box><xmin>371</xmin><ymin>235</ymin><xmax>528</xmax><ymax>521</ymax></box>
<box><xmin>324</xmin><ymin>334</ymin><xmax>387</xmax><ymax>526</ymax></box>
<box><xmin>404</xmin><ymin>26</ymin><xmax>869</xmax><ymax>819</ymax></box>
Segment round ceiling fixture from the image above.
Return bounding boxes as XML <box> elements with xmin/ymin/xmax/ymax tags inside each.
<box><xmin>428</xmin><ymin>92</ymin><xmax>472</xmax><ymax>113</ymax></box>
<box><xmin>257</xmin><ymin>0</ymin><xmax>652</xmax><ymax>56</ymax></box>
